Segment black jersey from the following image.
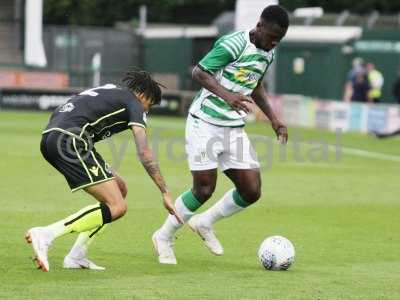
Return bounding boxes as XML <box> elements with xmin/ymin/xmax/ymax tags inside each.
<box><xmin>43</xmin><ymin>84</ymin><xmax>147</xmax><ymax>143</ymax></box>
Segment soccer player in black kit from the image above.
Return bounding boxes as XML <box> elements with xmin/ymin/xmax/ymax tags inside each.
<box><xmin>25</xmin><ymin>70</ymin><xmax>183</xmax><ymax>272</ymax></box>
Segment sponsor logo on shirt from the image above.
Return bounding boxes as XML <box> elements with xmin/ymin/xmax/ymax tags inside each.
<box><xmin>235</xmin><ymin>69</ymin><xmax>258</xmax><ymax>83</ymax></box>
<box><xmin>59</xmin><ymin>103</ymin><xmax>75</xmax><ymax>113</ymax></box>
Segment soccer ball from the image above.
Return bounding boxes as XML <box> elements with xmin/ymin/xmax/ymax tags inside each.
<box><xmin>258</xmin><ymin>236</ymin><xmax>295</xmax><ymax>270</ymax></box>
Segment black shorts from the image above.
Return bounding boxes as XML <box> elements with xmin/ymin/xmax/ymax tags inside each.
<box><xmin>40</xmin><ymin>130</ymin><xmax>114</xmax><ymax>192</ymax></box>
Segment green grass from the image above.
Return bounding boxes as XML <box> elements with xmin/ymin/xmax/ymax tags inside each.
<box><xmin>1</xmin><ymin>110</ymin><xmax>399</xmax><ymax>300</ymax></box>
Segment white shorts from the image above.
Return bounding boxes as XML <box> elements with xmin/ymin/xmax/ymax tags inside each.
<box><xmin>185</xmin><ymin>115</ymin><xmax>260</xmax><ymax>171</ymax></box>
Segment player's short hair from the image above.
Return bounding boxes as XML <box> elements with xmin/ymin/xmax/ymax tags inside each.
<box><xmin>122</xmin><ymin>70</ymin><xmax>164</xmax><ymax>105</ymax></box>
<box><xmin>261</xmin><ymin>5</ymin><xmax>289</xmax><ymax>28</ymax></box>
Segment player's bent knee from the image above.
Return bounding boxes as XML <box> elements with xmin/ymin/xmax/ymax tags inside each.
<box><xmin>117</xmin><ymin>201</ymin><xmax>128</xmax><ymax>218</ymax></box>
<box><xmin>253</xmin><ymin>188</ymin><xmax>262</xmax><ymax>202</ymax></box>
<box><xmin>115</xmin><ymin>176</ymin><xmax>128</xmax><ymax>199</ymax></box>
<box><xmin>240</xmin><ymin>187</ymin><xmax>261</xmax><ymax>204</ymax></box>
<box><xmin>120</xmin><ymin>185</ymin><xmax>128</xmax><ymax>199</ymax></box>
<box><xmin>192</xmin><ymin>185</ymin><xmax>215</xmax><ymax>203</ymax></box>
<box><xmin>107</xmin><ymin>199</ymin><xmax>128</xmax><ymax>220</ymax></box>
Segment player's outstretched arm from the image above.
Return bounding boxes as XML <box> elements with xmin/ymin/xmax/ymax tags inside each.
<box><xmin>131</xmin><ymin>126</ymin><xmax>183</xmax><ymax>223</ymax></box>
<box><xmin>192</xmin><ymin>65</ymin><xmax>253</xmax><ymax>113</ymax></box>
<box><xmin>251</xmin><ymin>80</ymin><xmax>288</xmax><ymax>144</ymax></box>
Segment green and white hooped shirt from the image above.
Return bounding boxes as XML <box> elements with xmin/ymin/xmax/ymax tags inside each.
<box><xmin>189</xmin><ymin>30</ymin><xmax>275</xmax><ymax>127</ymax></box>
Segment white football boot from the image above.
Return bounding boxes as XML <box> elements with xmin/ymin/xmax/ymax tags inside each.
<box><xmin>152</xmin><ymin>230</ymin><xmax>177</xmax><ymax>265</ymax></box>
<box><xmin>63</xmin><ymin>245</ymin><xmax>105</xmax><ymax>270</ymax></box>
<box><xmin>188</xmin><ymin>215</ymin><xmax>224</xmax><ymax>256</ymax></box>
<box><xmin>25</xmin><ymin>227</ymin><xmax>53</xmax><ymax>272</ymax></box>
<box><xmin>63</xmin><ymin>255</ymin><xmax>105</xmax><ymax>270</ymax></box>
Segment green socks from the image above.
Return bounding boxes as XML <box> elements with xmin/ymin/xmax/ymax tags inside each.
<box><xmin>158</xmin><ymin>190</ymin><xmax>202</xmax><ymax>238</ymax></box>
<box><xmin>181</xmin><ymin>189</ymin><xmax>203</xmax><ymax>212</ymax></box>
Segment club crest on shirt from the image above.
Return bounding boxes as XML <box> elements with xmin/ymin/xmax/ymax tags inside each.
<box><xmin>59</xmin><ymin>103</ymin><xmax>75</xmax><ymax>113</ymax></box>
<box><xmin>247</xmin><ymin>73</ymin><xmax>258</xmax><ymax>81</ymax></box>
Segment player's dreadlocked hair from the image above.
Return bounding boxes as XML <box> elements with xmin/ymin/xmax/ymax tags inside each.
<box><xmin>122</xmin><ymin>70</ymin><xmax>164</xmax><ymax>105</ymax></box>
<box><xmin>261</xmin><ymin>5</ymin><xmax>289</xmax><ymax>28</ymax></box>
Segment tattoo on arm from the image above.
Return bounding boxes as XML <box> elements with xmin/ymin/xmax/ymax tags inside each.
<box><xmin>132</xmin><ymin>127</ymin><xmax>167</xmax><ymax>193</ymax></box>
<box><xmin>140</xmin><ymin>153</ymin><xmax>167</xmax><ymax>193</ymax></box>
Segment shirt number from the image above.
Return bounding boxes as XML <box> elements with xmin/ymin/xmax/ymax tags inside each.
<box><xmin>79</xmin><ymin>84</ymin><xmax>117</xmax><ymax>97</ymax></box>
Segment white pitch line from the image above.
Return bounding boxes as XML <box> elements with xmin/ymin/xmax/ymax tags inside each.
<box><xmin>249</xmin><ymin>134</ymin><xmax>400</xmax><ymax>163</ymax></box>
<box><xmin>339</xmin><ymin>147</ymin><xmax>400</xmax><ymax>162</ymax></box>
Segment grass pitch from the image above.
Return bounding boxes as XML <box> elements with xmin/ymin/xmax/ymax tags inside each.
<box><xmin>0</xmin><ymin>110</ymin><xmax>399</xmax><ymax>299</ymax></box>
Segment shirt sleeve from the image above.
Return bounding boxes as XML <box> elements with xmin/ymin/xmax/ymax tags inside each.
<box><xmin>125</xmin><ymin>96</ymin><xmax>147</xmax><ymax>129</ymax></box>
<box><xmin>198</xmin><ymin>32</ymin><xmax>247</xmax><ymax>74</ymax></box>
<box><xmin>260</xmin><ymin>50</ymin><xmax>275</xmax><ymax>80</ymax></box>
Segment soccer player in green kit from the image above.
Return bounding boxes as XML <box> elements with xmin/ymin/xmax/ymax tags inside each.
<box><xmin>153</xmin><ymin>5</ymin><xmax>289</xmax><ymax>264</ymax></box>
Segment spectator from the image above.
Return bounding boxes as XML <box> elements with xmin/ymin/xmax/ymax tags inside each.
<box><xmin>366</xmin><ymin>63</ymin><xmax>384</xmax><ymax>103</ymax></box>
<box><xmin>351</xmin><ymin>72</ymin><xmax>370</xmax><ymax>102</ymax></box>
<box><xmin>392</xmin><ymin>68</ymin><xmax>400</xmax><ymax>104</ymax></box>
<box><xmin>343</xmin><ymin>57</ymin><xmax>365</xmax><ymax>102</ymax></box>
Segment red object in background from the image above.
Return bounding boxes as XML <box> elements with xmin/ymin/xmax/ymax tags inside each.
<box><xmin>0</xmin><ymin>70</ymin><xmax>69</xmax><ymax>89</ymax></box>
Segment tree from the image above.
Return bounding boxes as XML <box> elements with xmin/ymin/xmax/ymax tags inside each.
<box><xmin>43</xmin><ymin>0</ymin><xmax>236</xmax><ymax>26</ymax></box>
<box><xmin>43</xmin><ymin>0</ymin><xmax>400</xmax><ymax>26</ymax></box>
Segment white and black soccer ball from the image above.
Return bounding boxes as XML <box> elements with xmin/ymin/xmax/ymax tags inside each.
<box><xmin>258</xmin><ymin>236</ymin><xmax>295</xmax><ymax>270</ymax></box>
